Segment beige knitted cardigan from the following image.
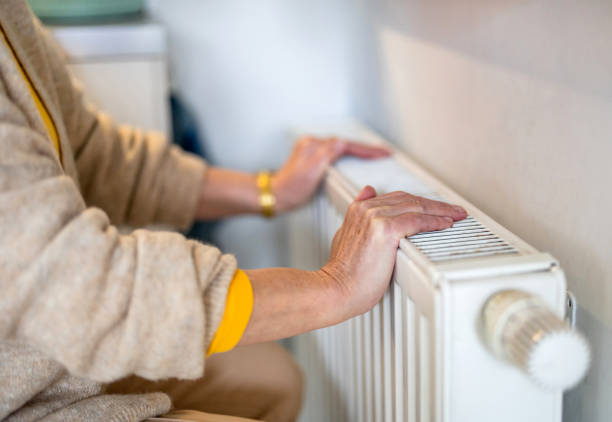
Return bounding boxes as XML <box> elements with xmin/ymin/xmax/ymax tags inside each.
<box><xmin>0</xmin><ymin>1</ymin><xmax>237</xmax><ymax>420</ymax></box>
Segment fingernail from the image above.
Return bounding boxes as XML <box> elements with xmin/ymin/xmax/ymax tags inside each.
<box><xmin>444</xmin><ymin>217</ymin><xmax>453</xmax><ymax>224</ymax></box>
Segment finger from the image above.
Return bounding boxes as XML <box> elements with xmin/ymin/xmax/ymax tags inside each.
<box><xmin>355</xmin><ymin>185</ymin><xmax>377</xmax><ymax>201</ymax></box>
<box><xmin>418</xmin><ymin>197</ymin><xmax>467</xmax><ymax>220</ymax></box>
<box><xmin>343</xmin><ymin>141</ymin><xmax>391</xmax><ymax>159</ymax></box>
<box><xmin>368</xmin><ymin>192</ymin><xmax>467</xmax><ymax>220</ymax></box>
<box><xmin>314</xmin><ymin>138</ymin><xmax>389</xmax><ymax>168</ymax></box>
<box><xmin>364</xmin><ymin>193</ymin><xmax>467</xmax><ymax>220</ymax></box>
<box><xmin>309</xmin><ymin>143</ymin><xmax>340</xmax><ymax>176</ymax></box>
<box><xmin>295</xmin><ymin>136</ymin><xmax>323</xmax><ymax>157</ymax></box>
<box><xmin>390</xmin><ymin>212</ymin><xmax>454</xmax><ymax>237</ymax></box>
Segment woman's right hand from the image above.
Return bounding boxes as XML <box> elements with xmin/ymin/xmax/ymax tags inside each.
<box><xmin>240</xmin><ymin>185</ymin><xmax>466</xmax><ymax>345</ymax></box>
<box><xmin>319</xmin><ymin>185</ymin><xmax>467</xmax><ymax>320</ymax></box>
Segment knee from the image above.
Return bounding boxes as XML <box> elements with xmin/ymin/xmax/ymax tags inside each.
<box><xmin>282</xmin><ymin>351</ymin><xmax>304</xmax><ymax>420</ymax></box>
<box><xmin>260</xmin><ymin>343</ymin><xmax>304</xmax><ymax>422</ymax></box>
<box><xmin>192</xmin><ymin>342</ymin><xmax>304</xmax><ymax>422</ymax></box>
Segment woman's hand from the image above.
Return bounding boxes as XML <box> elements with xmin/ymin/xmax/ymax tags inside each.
<box><xmin>196</xmin><ymin>136</ymin><xmax>388</xmax><ymax>220</ymax></box>
<box><xmin>271</xmin><ymin>136</ymin><xmax>390</xmax><ymax>212</ymax></box>
<box><xmin>240</xmin><ymin>186</ymin><xmax>467</xmax><ymax>345</ymax></box>
<box><xmin>319</xmin><ymin>186</ymin><xmax>467</xmax><ymax>320</ymax></box>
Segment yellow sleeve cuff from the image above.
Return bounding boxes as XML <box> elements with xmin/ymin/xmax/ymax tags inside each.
<box><xmin>206</xmin><ymin>269</ymin><xmax>254</xmax><ymax>356</ymax></box>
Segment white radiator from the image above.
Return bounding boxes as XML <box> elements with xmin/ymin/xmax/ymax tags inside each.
<box><xmin>289</xmin><ymin>122</ymin><xmax>590</xmax><ymax>422</ymax></box>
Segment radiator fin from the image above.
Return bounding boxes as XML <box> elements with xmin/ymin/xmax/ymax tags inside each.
<box><xmin>392</xmin><ymin>283</ymin><xmax>404</xmax><ymax>422</ymax></box>
<box><xmin>419</xmin><ymin>314</ymin><xmax>431</xmax><ymax>422</ymax></box>
<box><xmin>408</xmin><ymin>216</ymin><xmax>518</xmax><ymax>262</ymax></box>
<box><xmin>405</xmin><ymin>296</ymin><xmax>417</xmax><ymax>422</ymax></box>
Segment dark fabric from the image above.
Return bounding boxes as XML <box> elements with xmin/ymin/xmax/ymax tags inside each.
<box><xmin>170</xmin><ymin>94</ymin><xmax>219</xmax><ymax>243</ymax></box>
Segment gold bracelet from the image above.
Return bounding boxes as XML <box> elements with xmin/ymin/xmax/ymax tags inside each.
<box><xmin>256</xmin><ymin>170</ymin><xmax>276</xmax><ymax>218</ymax></box>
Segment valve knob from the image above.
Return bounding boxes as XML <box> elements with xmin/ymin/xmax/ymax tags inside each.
<box><xmin>482</xmin><ymin>290</ymin><xmax>590</xmax><ymax>391</ymax></box>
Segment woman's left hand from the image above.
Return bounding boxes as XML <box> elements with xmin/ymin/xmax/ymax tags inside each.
<box><xmin>272</xmin><ymin>136</ymin><xmax>390</xmax><ymax>212</ymax></box>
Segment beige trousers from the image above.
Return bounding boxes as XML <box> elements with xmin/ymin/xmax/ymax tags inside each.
<box><xmin>145</xmin><ymin>409</ymin><xmax>261</xmax><ymax>421</ymax></box>
<box><xmin>107</xmin><ymin>342</ymin><xmax>303</xmax><ymax>422</ymax></box>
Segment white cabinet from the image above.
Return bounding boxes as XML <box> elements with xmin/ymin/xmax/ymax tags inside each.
<box><xmin>50</xmin><ymin>22</ymin><xmax>170</xmax><ymax>136</ymax></box>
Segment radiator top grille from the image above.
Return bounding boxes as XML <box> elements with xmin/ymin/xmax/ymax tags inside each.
<box><xmin>408</xmin><ymin>216</ymin><xmax>518</xmax><ymax>262</ymax></box>
<box><xmin>333</xmin><ymin>156</ymin><xmax>525</xmax><ymax>264</ymax></box>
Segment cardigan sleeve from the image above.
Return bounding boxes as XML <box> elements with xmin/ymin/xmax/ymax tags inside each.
<box><xmin>0</xmin><ymin>90</ymin><xmax>235</xmax><ymax>381</ymax></box>
<box><xmin>38</xmin><ymin>21</ymin><xmax>206</xmax><ymax>229</ymax></box>
<box><xmin>0</xmin><ymin>39</ymin><xmax>234</xmax><ymax>380</ymax></box>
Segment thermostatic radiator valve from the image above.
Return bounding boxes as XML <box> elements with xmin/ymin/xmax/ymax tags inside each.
<box><xmin>482</xmin><ymin>290</ymin><xmax>590</xmax><ymax>391</ymax></box>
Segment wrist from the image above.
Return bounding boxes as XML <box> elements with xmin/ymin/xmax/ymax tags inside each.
<box><xmin>196</xmin><ymin>167</ymin><xmax>260</xmax><ymax>220</ymax></box>
<box><xmin>256</xmin><ymin>170</ymin><xmax>276</xmax><ymax>217</ymax></box>
<box><xmin>269</xmin><ymin>174</ymin><xmax>289</xmax><ymax>214</ymax></box>
<box><xmin>314</xmin><ymin>264</ymin><xmax>352</xmax><ymax>325</ymax></box>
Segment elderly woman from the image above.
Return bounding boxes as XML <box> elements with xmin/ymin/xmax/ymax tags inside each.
<box><xmin>0</xmin><ymin>1</ymin><xmax>466</xmax><ymax>421</ymax></box>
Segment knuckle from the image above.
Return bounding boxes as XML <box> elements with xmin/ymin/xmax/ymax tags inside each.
<box><xmin>409</xmin><ymin>198</ymin><xmax>424</xmax><ymax>213</ymax></box>
<box><xmin>357</xmin><ymin>199</ymin><xmax>371</xmax><ymax>214</ymax></box>
<box><xmin>370</xmin><ymin>216</ymin><xmax>392</xmax><ymax>234</ymax></box>
<box><xmin>412</xmin><ymin>214</ymin><xmax>428</xmax><ymax>230</ymax></box>
<box><xmin>349</xmin><ymin>199</ymin><xmax>367</xmax><ymax>216</ymax></box>
<box><xmin>412</xmin><ymin>213</ymin><xmax>426</xmax><ymax>224</ymax></box>
<box><xmin>430</xmin><ymin>216</ymin><xmax>442</xmax><ymax>228</ymax></box>
<box><xmin>364</xmin><ymin>206</ymin><xmax>378</xmax><ymax>219</ymax></box>
<box><xmin>298</xmin><ymin>136</ymin><xmax>315</xmax><ymax>148</ymax></box>
<box><xmin>382</xmin><ymin>218</ymin><xmax>395</xmax><ymax>235</ymax></box>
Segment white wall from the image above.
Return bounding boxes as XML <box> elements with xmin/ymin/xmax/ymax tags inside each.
<box><xmin>350</xmin><ymin>0</ymin><xmax>612</xmax><ymax>420</ymax></box>
<box><xmin>145</xmin><ymin>0</ymin><xmax>353</xmax><ymax>268</ymax></box>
